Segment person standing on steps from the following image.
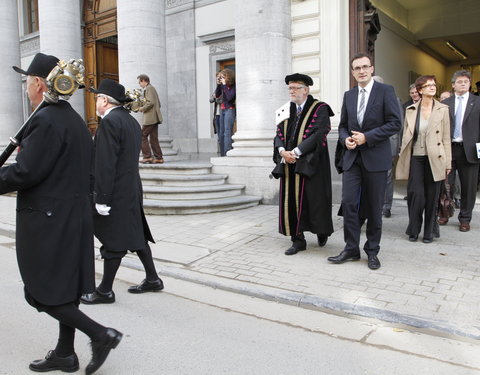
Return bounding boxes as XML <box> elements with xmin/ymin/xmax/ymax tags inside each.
<box><xmin>137</xmin><ymin>73</ymin><xmax>164</xmax><ymax>164</ymax></box>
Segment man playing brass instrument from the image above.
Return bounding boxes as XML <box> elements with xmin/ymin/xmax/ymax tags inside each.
<box><xmin>0</xmin><ymin>53</ymin><xmax>122</xmax><ymax>374</ymax></box>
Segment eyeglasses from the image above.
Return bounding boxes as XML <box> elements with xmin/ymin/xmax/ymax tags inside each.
<box><xmin>455</xmin><ymin>79</ymin><xmax>470</xmax><ymax>84</ymax></box>
<box><xmin>422</xmin><ymin>84</ymin><xmax>437</xmax><ymax>89</ymax></box>
<box><xmin>287</xmin><ymin>86</ymin><xmax>306</xmax><ymax>91</ymax></box>
<box><xmin>352</xmin><ymin>65</ymin><xmax>372</xmax><ymax>72</ymax></box>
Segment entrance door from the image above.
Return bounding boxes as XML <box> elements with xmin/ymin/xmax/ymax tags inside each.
<box><xmin>83</xmin><ymin>0</ymin><xmax>118</xmax><ymax>133</ymax></box>
<box><xmin>219</xmin><ymin>59</ymin><xmax>236</xmax><ymax>73</ymax></box>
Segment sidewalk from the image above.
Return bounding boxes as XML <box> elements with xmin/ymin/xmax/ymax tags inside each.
<box><xmin>0</xmin><ymin>194</ymin><xmax>479</xmax><ymax>340</ymax></box>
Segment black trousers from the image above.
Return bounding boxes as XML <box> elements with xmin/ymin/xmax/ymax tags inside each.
<box><xmin>342</xmin><ymin>154</ymin><xmax>387</xmax><ymax>255</ymax></box>
<box><xmin>450</xmin><ymin>143</ymin><xmax>479</xmax><ymax>223</ymax></box>
<box><xmin>406</xmin><ymin>156</ymin><xmax>441</xmax><ymax>238</ymax></box>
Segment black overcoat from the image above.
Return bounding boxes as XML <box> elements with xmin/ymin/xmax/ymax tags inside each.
<box><xmin>93</xmin><ymin>106</ymin><xmax>154</xmax><ymax>251</ymax></box>
<box><xmin>0</xmin><ymin>101</ymin><xmax>96</xmax><ymax>306</ymax></box>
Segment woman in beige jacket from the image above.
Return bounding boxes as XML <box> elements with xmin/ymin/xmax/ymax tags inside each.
<box><xmin>396</xmin><ymin>75</ymin><xmax>451</xmax><ymax>243</ymax></box>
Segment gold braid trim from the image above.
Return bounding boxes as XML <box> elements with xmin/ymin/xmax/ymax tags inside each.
<box><xmin>282</xmin><ymin>118</ymin><xmax>290</xmax><ymax>236</ymax></box>
<box><xmin>294</xmin><ymin>101</ymin><xmax>319</xmax><ymax>213</ymax></box>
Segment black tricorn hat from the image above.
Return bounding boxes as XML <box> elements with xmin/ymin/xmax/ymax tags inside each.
<box><xmin>285</xmin><ymin>73</ymin><xmax>314</xmax><ymax>86</ymax></box>
<box><xmin>12</xmin><ymin>52</ymin><xmax>59</xmax><ymax>78</ymax></box>
<box><xmin>89</xmin><ymin>78</ymin><xmax>133</xmax><ymax>103</ymax></box>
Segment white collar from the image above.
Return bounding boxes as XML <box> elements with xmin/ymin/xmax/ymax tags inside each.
<box><xmin>358</xmin><ymin>78</ymin><xmax>375</xmax><ymax>93</ymax></box>
<box><xmin>101</xmin><ymin>105</ymin><xmax>121</xmax><ymax>118</ymax></box>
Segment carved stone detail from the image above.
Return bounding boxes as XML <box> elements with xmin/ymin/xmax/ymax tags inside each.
<box><xmin>166</xmin><ymin>0</ymin><xmax>191</xmax><ymax>9</ymax></box>
<box><xmin>209</xmin><ymin>41</ymin><xmax>235</xmax><ymax>54</ymax></box>
<box><xmin>20</xmin><ymin>36</ymin><xmax>40</xmax><ymax>57</ymax></box>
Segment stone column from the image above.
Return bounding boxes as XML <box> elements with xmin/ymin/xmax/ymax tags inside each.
<box><xmin>211</xmin><ymin>0</ymin><xmax>291</xmax><ymax>203</ymax></box>
<box><xmin>0</xmin><ymin>0</ymin><xmax>23</xmax><ymax>142</ymax></box>
<box><xmin>38</xmin><ymin>0</ymin><xmax>84</xmax><ymax>116</ymax></box>
<box><xmin>117</xmin><ymin>0</ymin><xmax>168</xmax><ymax>133</ymax></box>
<box><xmin>165</xmin><ymin>0</ymin><xmax>197</xmax><ymax>151</ymax></box>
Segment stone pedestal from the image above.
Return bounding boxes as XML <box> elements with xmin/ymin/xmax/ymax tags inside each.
<box><xmin>211</xmin><ymin>0</ymin><xmax>291</xmax><ymax>203</ymax></box>
<box><xmin>117</xmin><ymin>0</ymin><xmax>168</xmax><ymax>132</ymax></box>
<box><xmin>0</xmin><ymin>0</ymin><xmax>23</xmax><ymax>141</ymax></box>
<box><xmin>38</xmin><ymin>0</ymin><xmax>84</xmax><ymax>116</ymax></box>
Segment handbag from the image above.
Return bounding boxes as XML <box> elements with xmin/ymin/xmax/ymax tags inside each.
<box><xmin>437</xmin><ymin>180</ymin><xmax>455</xmax><ymax>218</ymax></box>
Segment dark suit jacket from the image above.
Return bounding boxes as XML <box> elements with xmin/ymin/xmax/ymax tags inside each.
<box><xmin>0</xmin><ymin>101</ymin><xmax>95</xmax><ymax>306</ymax></box>
<box><xmin>443</xmin><ymin>93</ymin><xmax>480</xmax><ymax>164</ymax></box>
<box><xmin>338</xmin><ymin>81</ymin><xmax>402</xmax><ymax>172</ymax></box>
<box><xmin>93</xmin><ymin>106</ymin><xmax>154</xmax><ymax>251</ymax></box>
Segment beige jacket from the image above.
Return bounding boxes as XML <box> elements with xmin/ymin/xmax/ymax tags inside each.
<box><xmin>396</xmin><ymin>99</ymin><xmax>451</xmax><ymax>182</ymax></box>
<box><xmin>139</xmin><ymin>84</ymin><xmax>163</xmax><ymax>125</ymax></box>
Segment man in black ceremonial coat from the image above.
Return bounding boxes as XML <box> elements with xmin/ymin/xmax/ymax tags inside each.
<box><xmin>0</xmin><ymin>53</ymin><xmax>121</xmax><ymax>374</ymax></box>
<box><xmin>273</xmin><ymin>73</ymin><xmax>334</xmax><ymax>255</ymax></box>
<box><xmin>80</xmin><ymin>79</ymin><xmax>164</xmax><ymax>305</ymax></box>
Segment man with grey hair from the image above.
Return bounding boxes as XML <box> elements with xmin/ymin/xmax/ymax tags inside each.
<box><xmin>438</xmin><ymin>70</ymin><xmax>480</xmax><ymax>231</ymax></box>
<box><xmin>81</xmin><ymin>79</ymin><xmax>164</xmax><ymax>306</ymax></box>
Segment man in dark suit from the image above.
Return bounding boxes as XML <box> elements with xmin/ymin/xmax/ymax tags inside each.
<box><xmin>328</xmin><ymin>53</ymin><xmax>401</xmax><ymax>270</ymax></box>
<box><xmin>0</xmin><ymin>53</ymin><xmax>121</xmax><ymax>375</ymax></box>
<box><xmin>402</xmin><ymin>83</ymin><xmax>420</xmax><ymax>113</ymax></box>
<box><xmin>439</xmin><ymin>70</ymin><xmax>480</xmax><ymax>231</ymax></box>
<box><xmin>81</xmin><ymin>79</ymin><xmax>164</xmax><ymax>305</ymax></box>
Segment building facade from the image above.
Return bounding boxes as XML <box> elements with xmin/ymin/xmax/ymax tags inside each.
<box><xmin>1</xmin><ymin>0</ymin><xmax>479</xmax><ymax>203</ymax></box>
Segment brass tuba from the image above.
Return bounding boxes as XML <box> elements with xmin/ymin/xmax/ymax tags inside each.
<box><xmin>0</xmin><ymin>59</ymin><xmax>85</xmax><ymax>167</ymax></box>
<box><xmin>123</xmin><ymin>88</ymin><xmax>146</xmax><ymax>113</ymax></box>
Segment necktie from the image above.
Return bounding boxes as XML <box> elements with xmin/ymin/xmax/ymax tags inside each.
<box><xmin>357</xmin><ymin>88</ymin><xmax>366</xmax><ymax>126</ymax></box>
<box><xmin>454</xmin><ymin>96</ymin><xmax>463</xmax><ymax>139</ymax></box>
<box><xmin>295</xmin><ymin>105</ymin><xmax>302</xmax><ymax>124</ymax></box>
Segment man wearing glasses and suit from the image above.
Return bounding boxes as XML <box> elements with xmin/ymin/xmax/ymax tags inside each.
<box><xmin>328</xmin><ymin>53</ymin><xmax>401</xmax><ymax>270</ymax></box>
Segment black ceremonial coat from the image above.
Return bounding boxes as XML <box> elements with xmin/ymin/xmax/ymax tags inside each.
<box><xmin>0</xmin><ymin>101</ymin><xmax>95</xmax><ymax>307</ymax></box>
<box><xmin>273</xmin><ymin>95</ymin><xmax>334</xmax><ymax>237</ymax></box>
<box><xmin>93</xmin><ymin>106</ymin><xmax>154</xmax><ymax>252</ymax></box>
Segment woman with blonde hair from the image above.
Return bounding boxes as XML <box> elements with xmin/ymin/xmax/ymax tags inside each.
<box><xmin>396</xmin><ymin>75</ymin><xmax>451</xmax><ymax>243</ymax></box>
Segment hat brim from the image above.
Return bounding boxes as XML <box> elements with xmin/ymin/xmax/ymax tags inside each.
<box><xmin>88</xmin><ymin>87</ymin><xmax>133</xmax><ymax>103</ymax></box>
<box><xmin>12</xmin><ymin>66</ymin><xmax>28</xmax><ymax>75</ymax></box>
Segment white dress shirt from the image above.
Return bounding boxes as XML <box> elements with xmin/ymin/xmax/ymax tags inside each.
<box><xmin>453</xmin><ymin>92</ymin><xmax>469</xmax><ymax>142</ymax></box>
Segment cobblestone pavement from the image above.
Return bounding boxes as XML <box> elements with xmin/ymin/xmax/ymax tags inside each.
<box><xmin>1</xmin><ymin>195</ymin><xmax>479</xmax><ymax>339</ymax></box>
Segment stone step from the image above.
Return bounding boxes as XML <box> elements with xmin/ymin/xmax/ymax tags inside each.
<box><xmin>140</xmin><ymin>172</ymin><xmax>228</xmax><ymax>187</ymax></box>
<box><xmin>143</xmin><ymin>184</ymin><xmax>245</xmax><ymax>200</ymax></box>
<box><xmin>139</xmin><ymin>161</ymin><xmax>213</xmax><ymax>175</ymax></box>
<box><xmin>143</xmin><ymin>195</ymin><xmax>262</xmax><ymax>215</ymax></box>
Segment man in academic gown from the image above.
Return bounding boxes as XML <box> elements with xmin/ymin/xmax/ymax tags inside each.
<box><xmin>273</xmin><ymin>73</ymin><xmax>334</xmax><ymax>255</ymax></box>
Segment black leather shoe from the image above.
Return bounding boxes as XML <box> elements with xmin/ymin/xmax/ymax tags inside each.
<box><xmin>29</xmin><ymin>350</ymin><xmax>79</xmax><ymax>373</ymax></box>
<box><xmin>284</xmin><ymin>240</ymin><xmax>306</xmax><ymax>255</ymax></box>
<box><xmin>80</xmin><ymin>289</ymin><xmax>115</xmax><ymax>305</ymax></box>
<box><xmin>86</xmin><ymin>328</ymin><xmax>123</xmax><ymax>375</ymax></box>
<box><xmin>367</xmin><ymin>254</ymin><xmax>381</xmax><ymax>270</ymax></box>
<box><xmin>317</xmin><ymin>235</ymin><xmax>328</xmax><ymax>247</ymax></box>
<box><xmin>128</xmin><ymin>278</ymin><xmax>164</xmax><ymax>294</ymax></box>
<box><xmin>383</xmin><ymin>209</ymin><xmax>391</xmax><ymax>218</ymax></box>
<box><xmin>327</xmin><ymin>250</ymin><xmax>360</xmax><ymax>264</ymax></box>
<box><xmin>422</xmin><ymin>237</ymin><xmax>433</xmax><ymax>244</ymax></box>
<box><xmin>408</xmin><ymin>234</ymin><xmax>418</xmax><ymax>242</ymax></box>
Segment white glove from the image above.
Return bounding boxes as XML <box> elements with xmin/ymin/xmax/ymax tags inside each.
<box><xmin>95</xmin><ymin>203</ymin><xmax>111</xmax><ymax>216</ymax></box>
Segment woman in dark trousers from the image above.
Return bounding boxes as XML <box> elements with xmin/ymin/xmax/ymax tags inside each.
<box><xmin>396</xmin><ymin>75</ymin><xmax>451</xmax><ymax>243</ymax></box>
